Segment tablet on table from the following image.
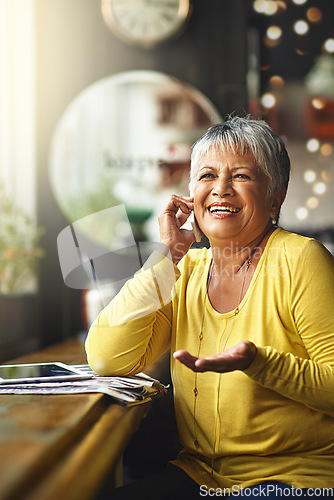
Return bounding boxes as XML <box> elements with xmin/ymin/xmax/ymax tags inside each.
<box><xmin>0</xmin><ymin>362</ymin><xmax>92</xmax><ymax>384</ymax></box>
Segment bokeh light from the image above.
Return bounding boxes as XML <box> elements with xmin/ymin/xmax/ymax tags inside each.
<box><xmin>306</xmin><ymin>138</ymin><xmax>320</xmax><ymax>153</ymax></box>
<box><xmin>261</xmin><ymin>93</ymin><xmax>276</xmax><ymax>108</ymax></box>
<box><xmin>306</xmin><ymin>7</ymin><xmax>322</xmax><ymax>24</ymax></box>
<box><xmin>269</xmin><ymin>75</ymin><xmax>285</xmax><ymax>88</ymax></box>
<box><xmin>321</xmin><ymin>170</ymin><xmax>331</xmax><ymax>182</ymax></box>
<box><xmin>276</xmin><ymin>1</ymin><xmax>287</xmax><ymax>12</ymax></box>
<box><xmin>323</xmin><ymin>38</ymin><xmax>334</xmax><ymax>54</ymax></box>
<box><xmin>311</xmin><ymin>98</ymin><xmax>326</xmax><ymax>110</ymax></box>
<box><xmin>304</xmin><ymin>170</ymin><xmax>316</xmax><ymax>183</ymax></box>
<box><xmin>253</xmin><ymin>0</ymin><xmax>279</xmax><ymax>15</ymax></box>
<box><xmin>292</xmin><ymin>0</ymin><xmax>307</xmax><ymax>5</ymax></box>
<box><xmin>264</xmin><ymin>36</ymin><xmax>281</xmax><ymax>48</ymax></box>
<box><xmin>320</xmin><ymin>143</ymin><xmax>333</xmax><ymax>157</ymax></box>
<box><xmin>260</xmin><ymin>63</ymin><xmax>271</xmax><ymax>71</ymax></box>
<box><xmin>306</xmin><ymin>197</ymin><xmax>319</xmax><ymax>209</ymax></box>
<box><xmin>293</xmin><ymin>20</ymin><xmax>309</xmax><ymax>35</ymax></box>
<box><xmin>296</xmin><ymin>207</ymin><xmax>309</xmax><ymax>220</ymax></box>
<box><xmin>267</xmin><ymin>26</ymin><xmax>282</xmax><ymax>40</ymax></box>
<box><xmin>313</xmin><ymin>182</ymin><xmax>327</xmax><ymax>195</ymax></box>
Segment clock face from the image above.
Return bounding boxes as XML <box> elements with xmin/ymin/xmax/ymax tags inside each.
<box><xmin>101</xmin><ymin>0</ymin><xmax>191</xmax><ymax>47</ymax></box>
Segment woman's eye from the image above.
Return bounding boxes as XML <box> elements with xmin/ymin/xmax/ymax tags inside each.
<box><xmin>198</xmin><ymin>173</ymin><xmax>214</xmax><ymax>180</ymax></box>
<box><xmin>234</xmin><ymin>174</ymin><xmax>251</xmax><ymax>180</ymax></box>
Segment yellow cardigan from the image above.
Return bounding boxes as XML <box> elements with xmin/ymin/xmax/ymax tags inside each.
<box><xmin>86</xmin><ymin>228</ymin><xmax>334</xmax><ymax>489</ymax></box>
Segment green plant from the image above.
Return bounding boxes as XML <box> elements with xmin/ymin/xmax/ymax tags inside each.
<box><xmin>0</xmin><ymin>183</ymin><xmax>44</xmax><ymax>294</ymax></box>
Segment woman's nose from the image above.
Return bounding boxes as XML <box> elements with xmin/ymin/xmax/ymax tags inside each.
<box><xmin>211</xmin><ymin>176</ymin><xmax>234</xmax><ymax>197</ymax></box>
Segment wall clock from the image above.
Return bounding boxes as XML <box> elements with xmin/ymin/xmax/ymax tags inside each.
<box><xmin>101</xmin><ymin>0</ymin><xmax>191</xmax><ymax>48</ymax></box>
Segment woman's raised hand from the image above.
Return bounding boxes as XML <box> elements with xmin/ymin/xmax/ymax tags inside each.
<box><xmin>173</xmin><ymin>341</ymin><xmax>258</xmax><ymax>373</ymax></box>
<box><xmin>158</xmin><ymin>195</ymin><xmax>195</xmax><ymax>264</ymax></box>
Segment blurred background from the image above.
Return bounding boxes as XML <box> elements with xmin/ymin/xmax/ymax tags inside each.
<box><xmin>1</xmin><ymin>0</ymin><xmax>334</xmax><ymax>361</ymax></box>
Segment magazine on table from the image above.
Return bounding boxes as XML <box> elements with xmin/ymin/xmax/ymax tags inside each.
<box><xmin>0</xmin><ymin>364</ymin><xmax>168</xmax><ymax>406</ymax></box>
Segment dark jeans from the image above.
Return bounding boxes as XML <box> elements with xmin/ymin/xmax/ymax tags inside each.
<box><xmin>108</xmin><ymin>463</ymin><xmax>333</xmax><ymax>499</ymax></box>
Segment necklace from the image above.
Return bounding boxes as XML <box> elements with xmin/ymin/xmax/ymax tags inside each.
<box><xmin>192</xmin><ymin>230</ymin><xmax>271</xmax><ymax>476</ymax></box>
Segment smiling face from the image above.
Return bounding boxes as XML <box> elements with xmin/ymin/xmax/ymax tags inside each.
<box><xmin>193</xmin><ymin>147</ymin><xmax>282</xmax><ymax>247</ymax></box>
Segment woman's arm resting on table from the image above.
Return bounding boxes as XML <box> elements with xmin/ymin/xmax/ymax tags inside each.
<box><xmin>85</xmin><ymin>250</ymin><xmax>176</xmax><ymax>376</ymax></box>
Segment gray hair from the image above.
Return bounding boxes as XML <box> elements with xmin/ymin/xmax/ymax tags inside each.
<box><xmin>189</xmin><ymin>116</ymin><xmax>290</xmax><ymax>196</ymax></box>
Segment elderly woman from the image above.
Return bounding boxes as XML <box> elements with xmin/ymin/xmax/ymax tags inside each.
<box><xmin>86</xmin><ymin>116</ymin><xmax>334</xmax><ymax>499</ymax></box>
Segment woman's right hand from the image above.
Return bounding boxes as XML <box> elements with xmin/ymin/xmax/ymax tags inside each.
<box><xmin>158</xmin><ymin>195</ymin><xmax>195</xmax><ymax>264</ymax></box>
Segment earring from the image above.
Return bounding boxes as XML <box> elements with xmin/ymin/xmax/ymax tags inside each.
<box><xmin>271</xmin><ymin>215</ymin><xmax>277</xmax><ymax>225</ymax></box>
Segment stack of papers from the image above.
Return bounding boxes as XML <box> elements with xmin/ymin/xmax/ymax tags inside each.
<box><xmin>0</xmin><ymin>364</ymin><xmax>168</xmax><ymax>406</ymax></box>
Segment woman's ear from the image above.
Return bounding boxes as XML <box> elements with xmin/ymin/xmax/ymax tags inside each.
<box><xmin>271</xmin><ymin>188</ymin><xmax>287</xmax><ymax>215</ymax></box>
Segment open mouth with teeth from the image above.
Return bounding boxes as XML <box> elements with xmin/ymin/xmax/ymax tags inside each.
<box><xmin>208</xmin><ymin>205</ymin><xmax>241</xmax><ymax>215</ymax></box>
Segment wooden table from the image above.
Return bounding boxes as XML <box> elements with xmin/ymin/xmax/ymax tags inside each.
<box><xmin>0</xmin><ymin>336</ymin><xmax>167</xmax><ymax>500</ymax></box>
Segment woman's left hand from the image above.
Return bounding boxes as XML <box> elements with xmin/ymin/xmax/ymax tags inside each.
<box><xmin>173</xmin><ymin>341</ymin><xmax>257</xmax><ymax>373</ymax></box>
